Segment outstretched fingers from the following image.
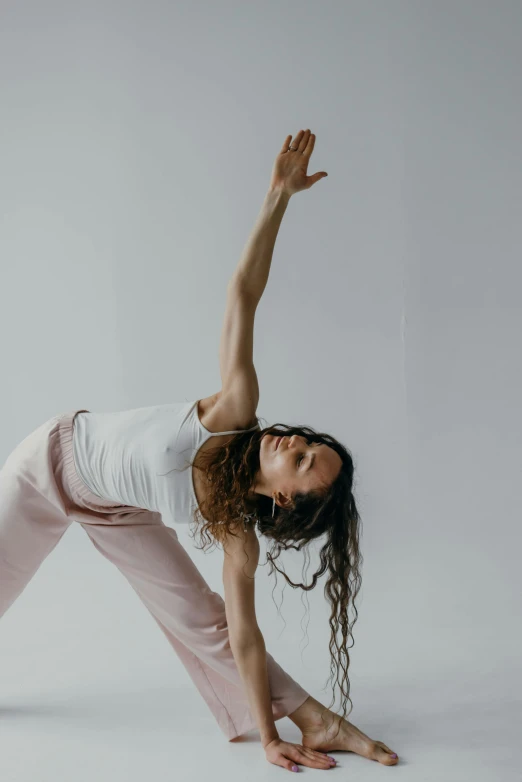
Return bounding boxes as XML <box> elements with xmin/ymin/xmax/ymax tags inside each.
<box><xmin>303</xmin><ymin>132</ymin><xmax>316</xmax><ymax>157</ymax></box>
<box><xmin>280</xmin><ymin>134</ymin><xmax>293</xmax><ymax>154</ymax></box>
<box><xmin>293</xmin><ymin>745</ymin><xmax>336</xmax><ymax>769</ymax></box>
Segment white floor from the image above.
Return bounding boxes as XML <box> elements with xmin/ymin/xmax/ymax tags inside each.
<box><xmin>1</xmin><ymin>526</ymin><xmax>519</xmax><ymax>782</ymax></box>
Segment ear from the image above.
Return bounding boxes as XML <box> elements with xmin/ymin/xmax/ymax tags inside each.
<box><xmin>275</xmin><ymin>492</ymin><xmax>293</xmax><ymax>511</ymax></box>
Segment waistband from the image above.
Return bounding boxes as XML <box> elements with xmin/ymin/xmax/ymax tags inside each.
<box><xmin>56</xmin><ymin>409</ymin><xmax>136</xmax><ymax>512</ymax></box>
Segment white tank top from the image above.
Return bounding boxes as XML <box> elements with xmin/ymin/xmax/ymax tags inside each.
<box><xmin>72</xmin><ymin>399</ymin><xmax>260</xmax><ymax>526</ymax></box>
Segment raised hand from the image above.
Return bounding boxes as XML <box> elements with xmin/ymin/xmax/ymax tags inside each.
<box><xmin>269</xmin><ymin>129</ymin><xmax>328</xmax><ymax>196</ymax></box>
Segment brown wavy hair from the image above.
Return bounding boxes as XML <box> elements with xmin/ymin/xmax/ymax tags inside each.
<box><xmin>158</xmin><ymin>414</ymin><xmax>362</xmax><ymax>737</ymax></box>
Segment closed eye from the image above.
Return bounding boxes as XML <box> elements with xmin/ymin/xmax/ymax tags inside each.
<box><xmin>297</xmin><ymin>441</ymin><xmax>319</xmax><ymax>467</ymax></box>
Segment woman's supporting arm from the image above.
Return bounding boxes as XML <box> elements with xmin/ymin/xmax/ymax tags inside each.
<box><xmin>223</xmin><ymin>525</ymin><xmax>279</xmax><ymax>746</ymax></box>
<box><xmin>230</xmin><ymin>631</ymin><xmax>280</xmax><ymax>748</ymax></box>
<box><xmin>230</xmin><ymin>186</ymin><xmax>291</xmax><ymax>307</ymax></box>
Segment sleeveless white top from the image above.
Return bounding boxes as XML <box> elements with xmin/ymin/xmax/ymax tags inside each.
<box><xmin>72</xmin><ymin>399</ymin><xmax>260</xmax><ymax>526</ymax></box>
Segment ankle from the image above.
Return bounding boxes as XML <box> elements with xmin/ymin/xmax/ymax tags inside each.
<box><xmin>288</xmin><ymin>695</ymin><xmax>325</xmax><ymax>730</ymax></box>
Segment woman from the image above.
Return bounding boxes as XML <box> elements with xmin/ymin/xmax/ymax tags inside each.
<box><xmin>0</xmin><ymin>129</ymin><xmax>398</xmax><ymax>772</ymax></box>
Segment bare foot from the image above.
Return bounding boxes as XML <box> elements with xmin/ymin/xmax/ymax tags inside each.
<box><xmin>290</xmin><ymin>696</ymin><xmax>399</xmax><ymax>767</ymax></box>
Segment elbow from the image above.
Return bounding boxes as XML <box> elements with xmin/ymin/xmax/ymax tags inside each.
<box><xmin>230</xmin><ymin>627</ymin><xmax>264</xmax><ymax>654</ymax></box>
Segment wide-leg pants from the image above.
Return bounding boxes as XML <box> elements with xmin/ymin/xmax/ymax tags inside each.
<box><xmin>0</xmin><ymin>410</ymin><xmax>309</xmax><ymax>740</ymax></box>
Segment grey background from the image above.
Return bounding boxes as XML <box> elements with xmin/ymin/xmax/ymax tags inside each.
<box><xmin>1</xmin><ymin>1</ymin><xmax>520</xmax><ymax>780</ymax></box>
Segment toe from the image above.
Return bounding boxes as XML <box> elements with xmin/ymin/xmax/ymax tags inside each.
<box><xmin>373</xmin><ymin>741</ymin><xmax>399</xmax><ymax>765</ymax></box>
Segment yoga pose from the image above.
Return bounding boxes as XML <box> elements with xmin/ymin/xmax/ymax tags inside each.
<box><xmin>0</xmin><ymin>129</ymin><xmax>398</xmax><ymax>772</ymax></box>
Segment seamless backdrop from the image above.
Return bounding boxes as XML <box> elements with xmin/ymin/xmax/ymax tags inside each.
<box><xmin>0</xmin><ymin>2</ymin><xmax>520</xmax><ymax>781</ymax></box>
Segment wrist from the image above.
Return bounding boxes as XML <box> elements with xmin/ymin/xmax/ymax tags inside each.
<box><xmin>262</xmin><ymin>732</ymin><xmax>280</xmax><ymax>749</ymax></box>
<box><xmin>267</xmin><ymin>185</ymin><xmax>292</xmax><ymax>203</ymax></box>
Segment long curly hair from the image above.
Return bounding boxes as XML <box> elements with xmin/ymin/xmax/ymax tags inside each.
<box><xmin>159</xmin><ymin>413</ymin><xmax>363</xmax><ymax>737</ymax></box>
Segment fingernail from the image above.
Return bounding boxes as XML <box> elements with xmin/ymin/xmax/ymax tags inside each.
<box><xmin>292</xmin><ymin>764</ymin><xmax>299</xmax><ymax>771</ymax></box>
<box><xmin>391</xmin><ymin>753</ymin><xmax>397</xmax><ymax>758</ymax></box>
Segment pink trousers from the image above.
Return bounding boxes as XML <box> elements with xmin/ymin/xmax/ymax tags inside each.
<box><xmin>0</xmin><ymin>410</ymin><xmax>309</xmax><ymax>740</ymax></box>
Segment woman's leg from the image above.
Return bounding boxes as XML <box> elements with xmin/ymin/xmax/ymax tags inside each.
<box><xmin>79</xmin><ymin>512</ymin><xmax>309</xmax><ymax>740</ymax></box>
<box><xmin>0</xmin><ymin>453</ymin><xmax>72</xmax><ymax>618</ymax></box>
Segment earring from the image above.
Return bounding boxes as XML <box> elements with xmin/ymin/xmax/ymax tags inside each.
<box><xmin>272</xmin><ymin>497</ymin><xmax>276</xmax><ymax>517</ymax></box>
<box><xmin>240</xmin><ymin>510</ymin><xmax>255</xmax><ymax>532</ymax></box>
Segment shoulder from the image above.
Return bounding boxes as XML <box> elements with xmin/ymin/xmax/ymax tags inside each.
<box><xmin>222</xmin><ymin>522</ymin><xmax>260</xmax><ymax>576</ymax></box>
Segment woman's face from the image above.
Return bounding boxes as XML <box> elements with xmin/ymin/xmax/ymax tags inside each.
<box><xmin>252</xmin><ymin>432</ymin><xmax>343</xmax><ymax>509</ymax></box>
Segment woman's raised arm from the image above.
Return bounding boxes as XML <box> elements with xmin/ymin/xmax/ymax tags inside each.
<box><xmin>230</xmin><ymin>128</ymin><xmax>327</xmax><ymax>304</ymax></box>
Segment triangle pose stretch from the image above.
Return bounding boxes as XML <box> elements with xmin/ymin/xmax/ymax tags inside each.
<box><xmin>0</xmin><ymin>130</ymin><xmax>398</xmax><ymax>772</ymax></box>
